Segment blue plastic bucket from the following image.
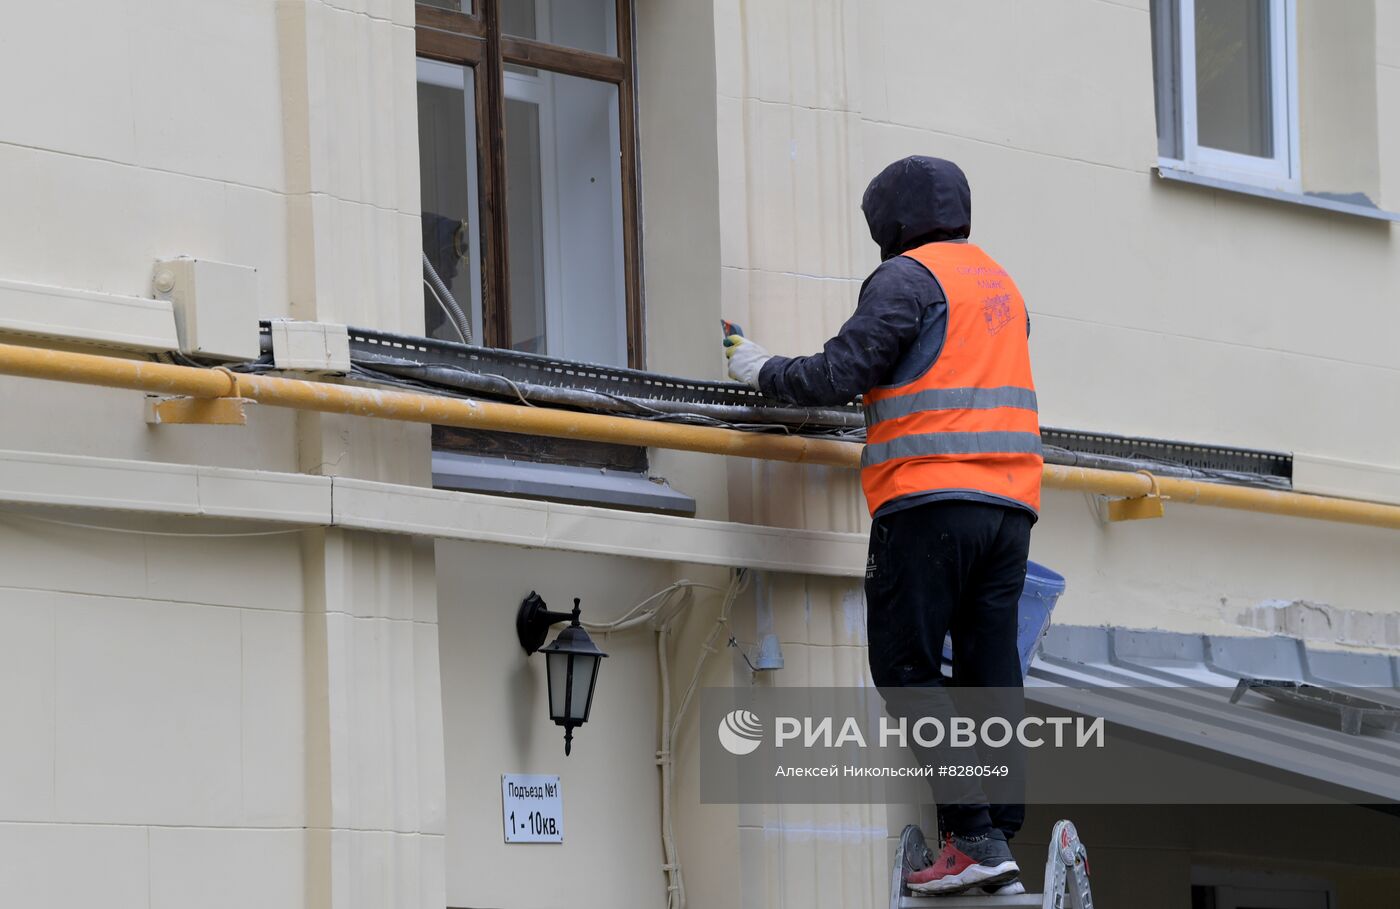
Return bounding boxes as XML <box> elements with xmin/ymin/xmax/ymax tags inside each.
<box><xmin>940</xmin><ymin>560</ymin><xmax>1066</xmax><ymax>677</ymax></box>
<box><xmin>1016</xmin><ymin>561</ymin><xmax>1066</xmax><ymax>673</ymax></box>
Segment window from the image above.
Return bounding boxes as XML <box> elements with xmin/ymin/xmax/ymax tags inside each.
<box><xmin>1151</xmin><ymin>0</ymin><xmax>1298</xmax><ymax>191</ymax></box>
<box><xmin>416</xmin><ymin>1</ymin><xmax>670</xmax><ymax>510</ymax></box>
<box><xmin>415</xmin><ymin>0</ymin><xmax>641</xmax><ymax>369</ymax></box>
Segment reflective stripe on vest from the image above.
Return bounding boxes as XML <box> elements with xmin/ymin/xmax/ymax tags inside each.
<box><xmin>859</xmin><ymin>242</ymin><xmax>1042</xmax><ymax>516</ymax></box>
<box><xmin>862</xmin><ymin>430</ymin><xmax>1043</xmax><ymax>468</ymax></box>
<box><xmin>863</xmin><ymin>386</ymin><xmax>1039</xmax><ymax>428</ymax></box>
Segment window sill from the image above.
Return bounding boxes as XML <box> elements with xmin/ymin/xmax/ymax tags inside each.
<box><xmin>1153</xmin><ymin>166</ymin><xmax>1400</xmax><ymax>223</ymax></box>
<box><xmin>431</xmin><ymin>450</ymin><xmax>696</xmax><ymax>516</ymax></box>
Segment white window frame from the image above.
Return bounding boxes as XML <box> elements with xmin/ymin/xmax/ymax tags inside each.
<box><xmin>1162</xmin><ymin>0</ymin><xmax>1300</xmax><ymax>193</ymax></box>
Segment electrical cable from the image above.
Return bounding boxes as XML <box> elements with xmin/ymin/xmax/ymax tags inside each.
<box><xmin>156</xmin><ymin>349</ymin><xmax>281</xmax><ymax>375</ymax></box>
<box><xmin>660</xmin><ymin>569</ymin><xmax>748</xmax><ymax>909</ymax></box>
<box><xmin>481</xmin><ymin>372</ymin><xmax>538</xmax><ymax>409</ymax></box>
<box><xmin>345</xmin><ymin>365</ymin><xmax>480</xmax><ymax>400</ymax></box>
<box><xmin>727</xmin><ymin>633</ymin><xmax>761</xmax><ymax>673</ymax></box>
<box><xmin>422</xmin><ymin>252</ymin><xmax>474</xmax><ymax>345</ymax></box>
<box><xmin>1042</xmin><ymin>444</ymin><xmax>1290</xmax><ymax>490</ymax></box>
<box><xmin>423</xmin><ymin>278</ymin><xmax>468</xmax><ymax>345</ymax></box>
<box><xmin>189</xmin><ymin>330</ymin><xmax>1283</xmax><ymax>483</ymax></box>
<box><xmin>345</xmin><ymin>363</ymin><xmax>866</xmax><ymax>441</ymax></box>
<box><xmin>568</xmin><ymin>571</ymin><xmax>750</xmax><ymax>909</ymax></box>
<box><xmin>578</xmin><ymin>580</ymin><xmax>729</xmax><ymax>634</ymax></box>
<box><xmin>147</xmin><ymin>354</ymin><xmax>1272</xmax><ymax>479</ymax></box>
<box><xmin>334</xmin><ymin>323</ymin><xmax>1291</xmax><ymax>485</ymax></box>
<box><xmin>353</xmin><ymin>353</ymin><xmax>861</xmax><ymax>436</ymax></box>
<box><xmin>658</xmin><ymin>614</ymin><xmax>679</xmax><ymax>909</ymax></box>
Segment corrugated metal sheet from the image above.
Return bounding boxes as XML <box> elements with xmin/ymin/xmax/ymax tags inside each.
<box><xmin>1027</xmin><ymin>625</ymin><xmax>1400</xmax><ymax>801</ymax></box>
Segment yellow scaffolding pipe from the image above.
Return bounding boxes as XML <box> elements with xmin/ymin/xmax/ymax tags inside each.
<box><xmin>2</xmin><ymin>340</ymin><xmax>1398</xmax><ymax>531</ymax></box>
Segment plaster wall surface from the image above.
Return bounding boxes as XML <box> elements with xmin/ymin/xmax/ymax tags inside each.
<box><xmin>0</xmin><ymin>0</ymin><xmax>1397</xmax><ymax>907</ymax></box>
<box><xmin>435</xmin><ymin>540</ymin><xmax>727</xmax><ymax>909</ymax></box>
<box><xmin>708</xmin><ymin>1</ymin><xmax>1400</xmax><ymax>905</ymax></box>
<box><xmin>0</xmin><ymin>1</ymin><xmax>444</xmax><ymax>907</ymax></box>
<box><xmin>636</xmin><ymin>0</ymin><xmax>731</xmax><ymax>521</ymax></box>
<box><xmin>714</xmin><ymin>0</ymin><xmax>1400</xmax><ymax>629</ymax></box>
<box><xmin>0</xmin><ymin>514</ymin><xmax>312</xmax><ymax>908</ymax></box>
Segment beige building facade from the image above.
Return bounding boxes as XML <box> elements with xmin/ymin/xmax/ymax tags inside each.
<box><xmin>0</xmin><ymin>1</ymin><xmax>1396</xmax><ymax>907</ymax></box>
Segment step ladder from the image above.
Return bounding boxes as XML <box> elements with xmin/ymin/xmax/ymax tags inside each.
<box><xmin>890</xmin><ymin>819</ymin><xmax>1093</xmax><ymax>909</ymax></box>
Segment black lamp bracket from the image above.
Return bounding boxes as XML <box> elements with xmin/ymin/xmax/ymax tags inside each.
<box><xmin>517</xmin><ymin>591</ymin><xmax>581</xmax><ymax>655</ymax></box>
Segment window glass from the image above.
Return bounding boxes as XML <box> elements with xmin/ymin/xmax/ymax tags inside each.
<box><xmin>502</xmin><ymin>0</ymin><xmax>536</xmax><ymax>39</ymax></box>
<box><xmin>417</xmin><ymin>60</ymin><xmax>484</xmax><ymax>345</ymax></box>
<box><xmin>419</xmin><ymin>0</ymin><xmax>471</xmax><ymax>13</ymax></box>
<box><xmin>502</xmin><ymin>0</ymin><xmax>617</xmax><ymax>56</ymax></box>
<box><xmin>504</xmin><ymin>70</ymin><xmax>625</xmax><ymax>365</ymax></box>
<box><xmin>1194</xmin><ymin>0</ymin><xmax>1273</xmax><ymax>158</ymax></box>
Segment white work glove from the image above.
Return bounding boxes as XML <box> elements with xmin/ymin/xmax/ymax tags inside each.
<box><xmin>724</xmin><ymin>335</ymin><xmax>772</xmax><ymax>390</ymax></box>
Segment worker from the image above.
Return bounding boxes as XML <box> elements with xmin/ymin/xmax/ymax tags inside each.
<box><xmin>724</xmin><ymin>155</ymin><xmax>1041</xmax><ymax>896</ymax></box>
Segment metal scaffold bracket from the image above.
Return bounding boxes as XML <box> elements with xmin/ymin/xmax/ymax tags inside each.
<box><xmin>144</xmin><ymin>394</ymin><xmax>250</xmax><ymax>426</ymax></box>
<box><xmin>1105</xmin><ymin>470</ymin><xmax>1166</xmax><ymax>522</ymax></box>
<box><xmin>1105</xmin><ymin>495</ymin><xmax>1166</xmax><ymax>521</ymax></box>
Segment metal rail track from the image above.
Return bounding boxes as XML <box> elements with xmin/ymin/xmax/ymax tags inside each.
<box><xmin>256</xmin><ymin>324</ymin><xmax>1293</xmax><ymax>488</ymax></box>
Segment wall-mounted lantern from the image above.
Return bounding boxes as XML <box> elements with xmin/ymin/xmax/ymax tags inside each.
<box><xmin>517</xmin><ymin>592</ymin><xmax>608</xmax><ymax>756</ymax></box>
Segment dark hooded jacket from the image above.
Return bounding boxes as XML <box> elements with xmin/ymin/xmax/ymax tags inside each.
<box><xmin>757</xmin><ymin>156</ymin><xmax>1034</xmax><ymax>518</ymax></box>
<box><xmin>757</xmin><ymin>156</ymin><xmax>975</xmax><ymax>406</ymax></box>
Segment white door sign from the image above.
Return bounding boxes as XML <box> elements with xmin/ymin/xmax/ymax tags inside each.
<box><xmin>501</xmin><ymin>774</ymin><xmax>563</xmax><ymax>843</ymax></box>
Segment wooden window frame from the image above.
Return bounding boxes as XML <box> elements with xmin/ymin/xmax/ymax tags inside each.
<box><xmin>415</xmin><ymin>0</ymin><xmax>645</xmax><ymax>369</ymax></box>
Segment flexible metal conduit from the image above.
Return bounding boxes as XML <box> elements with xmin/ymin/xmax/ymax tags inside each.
<box><xmin>421</xmin><ymin>252</ymin><xmax>473</xmax><ymax>345</ymax></box>
<box><xmin>2</xmin><ymin>341</ymin><xmax>1398</xmax><ymax>531</ymax></box>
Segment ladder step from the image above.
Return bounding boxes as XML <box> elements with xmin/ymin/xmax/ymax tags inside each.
<box><xmin>900</xmin><ymin>893</ymin><xmax>1042</xmax><ymax>907</ymax></box>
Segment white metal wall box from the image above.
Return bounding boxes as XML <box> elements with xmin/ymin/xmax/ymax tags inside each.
<box><xmin>152</xmin><ymin>257</ymin><xmax>260</xmax><ymax>361</ymax></box>
<box><xmin>269</xmin><ymin>320</ymin><xmax>351</xmax><ymax>373</ymax></box>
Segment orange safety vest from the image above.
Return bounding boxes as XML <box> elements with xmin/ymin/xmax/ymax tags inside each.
<box><xmin>861</xmin><ymin>242</ymin><xmax>1042</xmax><ymax>516</ymax></box>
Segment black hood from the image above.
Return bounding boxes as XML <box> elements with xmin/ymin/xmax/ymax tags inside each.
<box><xmin>861</xmin><ymin>156</ymin><xmax>971</xmax><ymax>260</ymax></box>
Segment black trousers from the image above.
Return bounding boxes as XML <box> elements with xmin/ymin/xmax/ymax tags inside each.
<box><xmin>865</xmin><ymin>499</ymin><xmax>1032</xmax><ymax>839</ymax></box>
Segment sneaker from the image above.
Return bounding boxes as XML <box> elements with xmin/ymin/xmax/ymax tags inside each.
<box><xmin>905</xmin><ymin>829</ymin><xmax>1019</xmax><ymax>895</ymax></box>
<box><xmin>979</xmin><ymin>879</ymin><xmax>1027</xmax><ymax>896</ymax></box>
